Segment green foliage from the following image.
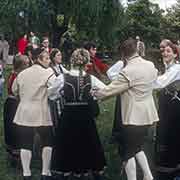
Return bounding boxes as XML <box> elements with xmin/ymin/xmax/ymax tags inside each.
<box><xmin>1</xmin><ymin>0</ymin><xmax>180</xmax><ymax>51</ymax></box>
<box><xmin>160</xmin><ymin>0</ymin><xmax>180</xmax><ymax>41</ymax></box>
<box><xmin>0</xmin><ymin>0</ymin><xmax>124</xmax><ymax>50</ymax></box>
<box><xmin>125</xmin><ymin>0</ymin><xmax>162</xmax><ymax>47</ymax></box>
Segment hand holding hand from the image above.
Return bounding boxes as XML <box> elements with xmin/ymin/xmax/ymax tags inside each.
<box><xmin>91</xmin><ymin>87</ymin><xmax>105</xmax><ymax>100</ymax></box>
<box><xmin>90</xmin><ymin>86</ymin><xmax>99</xmax><ymax>97</ymax></box>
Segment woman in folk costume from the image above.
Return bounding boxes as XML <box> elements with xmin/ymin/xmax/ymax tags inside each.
<box><xmin>49</xmin><ymin>48</ymin><xmax>69</xmax><ymax>129</ymax></box>
<box><xmin>3</xmin><ymin>55</ymin><xmax>29</xmax><ymax>161</ymax></box>
<box><xmin>51</xmin><ymin>48</ymin><xmax>106</xmax><ymax>180</ymax></box>
<box><xmin>12</xmin><ymin>48</ymin><xmax>64</xmax><ymax>180</ymax></box>
<box><xmin>50</xmin><ymin>48</ymin><xmax>69</xmax><ymax>76</ymax></box>
<box><xmin>154</xmin><ymin>42</ymin><xmax>180</xmax><ymax>179</ymax></box>
<box><xmin>92</xmin><ymin>39</ymin><xmax>159</xmax><ymax>180</ymax></box>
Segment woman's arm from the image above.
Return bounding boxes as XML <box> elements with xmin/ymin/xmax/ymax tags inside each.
<box><xmin>94</xmin><ymin>72</ymin><xmax>129</xmax><ymax>100</ymax></box>
<box><xmin>60</xmin><ymin>65</ymin><xmax>69</xmax><ymax>74</ymax></box>
<box><xmin>91</xmin><ymin>75</ymin><xmax>107</xmax><ymax>89</ymax></box>
<box><xmin>154</xmin><ymin>65</ymin><xmax>180</xmax><ymax>89</ymax></box>
<box><xmin>47</xmin><ymin>73</ymin><xmax>64</xmax><ymax>100</ymax></box>
<box><xmin>106</xmin><ymin>61</ymin><xmax>124</xmax><ymax>81</ymax></box>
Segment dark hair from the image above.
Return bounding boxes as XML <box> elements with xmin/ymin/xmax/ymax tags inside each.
<box><xmin>84</xmin><ymin>42</ymin><xmax>96</xmax><ymax>51</ymax></box>
<box><xmin>32</xmin><ymin>47</ymin><xmax>47</xmax><ymax>61</ymax></box>
<box><xmin>13</xmin><ymin>54</ymin><xmax>29</xmax><ymax>72</ymax></box>
<box><xmin>50</xmin><ymin>48</ymin><xmax>60</xmax><ymax>65</ymax></box>
<box><xmin>119</xmin><ymin>39</ymin><xmax>137</xmax><ymax>59</ymax></box>
<box><xmin>42</xmin><ymin>36</ymin><xmax>49</xmax><ymax>43</ymax></box>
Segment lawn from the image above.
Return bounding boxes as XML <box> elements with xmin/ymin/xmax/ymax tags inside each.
<box><xmin>0</xmin><ymin>65</ymin><xmax>155</xmax><ymax>180</ymax></box>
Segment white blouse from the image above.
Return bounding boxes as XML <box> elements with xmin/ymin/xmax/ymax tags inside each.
<box><xmin>154</xmin><ymin>63</ymin><xmax>180</xmax><ymax>89</ymax></box>
<box><xmin>106</xmin><ymin>60</ymin><xmax>124</xmax><ymax>81</ymax></box>
<box><xmin>48</xmin><ymin>69</ymin><xmax>106</xmax><ymax>100</ymax></box>
<box><xmin>53</xmin><ymin>64</ymin><xmax>69</xmax><ymax>75</ymax></box>
<box><xmin>47</xmin><ymin>73</ymin><xmax>64</xmax><ymax>100</ymax></box>
<box><xmin>69</xmin><ymin>69</ymin><xmax>106</xmax><ymax>89</ymax></box>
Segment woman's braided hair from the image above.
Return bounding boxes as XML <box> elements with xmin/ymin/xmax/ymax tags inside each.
<box><xmin>70</xmin><ymin>48</ymin><xmax>90</xmax><ymax>101</ymax></box>
<box><xmin>70</xmin><ymin>48</ymin><xmax>90</xmax><ymax>67</ymax></box>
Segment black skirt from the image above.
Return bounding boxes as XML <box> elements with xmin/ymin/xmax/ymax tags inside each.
<box><xmin>118</xmin><ymin>125</ymin><xmax>149</xmax><ymax>161</ymax></box>
<box><xmin>3</xmin><ymin>96</ymin><xmax>19</xmax><ymax>149</ymax></box>
<box><xmin>51</xmin><ymin>104</ymin><xmax>106</xmax><ymax>173</ymax></box>
<box><xmin>155</xmin><ymin>89</ymin><xmax>180</xmax><ymax>168</ymax></box>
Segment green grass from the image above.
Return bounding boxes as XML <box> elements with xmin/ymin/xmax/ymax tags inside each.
<box><xmin>0</xmin><ymin>65</ymin><xmax>155</xmax><ymax>180</ymax></box>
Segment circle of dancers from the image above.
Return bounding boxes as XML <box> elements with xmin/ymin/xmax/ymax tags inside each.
<box><xmin>2</xmin><ymin>33</ymin><xmax>180</xmax><ymax>180</ymax></box>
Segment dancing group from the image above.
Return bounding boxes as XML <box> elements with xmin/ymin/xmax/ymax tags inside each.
<box><xmin>3</xmin><ymin>37</ymin><xmax>180</xmax><ymax>180</ymax></box>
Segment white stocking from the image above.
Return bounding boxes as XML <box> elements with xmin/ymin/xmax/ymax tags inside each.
<box><xmin>42</xmin><ymin>146</ymin><xmax>52</xmax><ymax>176</ymax></box>
<box><xmin>125</xmin><ymin>157</ymin><xmax>136</xmax><ymax>180</ymax></box>
<box><xmin>135</xmin><ymin>151</ymin><xmax>153</xmax><ymax>180</ymax></box>
<box><xmin>20</xmin><ymin>149</ymin><xmax>32</xmax><ymax>176</ymax></box>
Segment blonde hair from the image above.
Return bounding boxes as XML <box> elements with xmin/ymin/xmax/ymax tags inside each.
<box><xmin>70</xmin><ymin>48</ymin><xmax>90</xmax><ymax>67</ymax></box>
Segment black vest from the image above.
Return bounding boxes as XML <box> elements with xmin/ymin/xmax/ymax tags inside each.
<box><xmin>62</xmin><ymin>74</ymin><xmax>92</xmax><ymax>104</ymax></box>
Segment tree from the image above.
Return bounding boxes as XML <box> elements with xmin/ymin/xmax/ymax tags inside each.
<box><xmin>0</xmin><ymin>0</ymin><xmax>124</xmax><ymax>50</ymax></box>
<box><xmin>125</xmin><ymin>0</ymin><xmax>163</xmax><ymax>47</ymax></box>
<box><xmin>160</xmin><ymin>0</ymin><xmax>180</xmax><ymax>41</ymax></box>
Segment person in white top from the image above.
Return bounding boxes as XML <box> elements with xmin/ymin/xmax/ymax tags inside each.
<box><xmin>92</xmin><ymin>39</ymin><xmax>158</xmax><ymax>180</ymax></box>
<box><xmin>154</xmin><ymin>42</ymin><xmax>180</xmax><ymax>178</ymax></box>
<box><xmin>49</xmin><ymin>48</ymin><xmax>69</xmax><ymax>128</ymax></box>
<box><xmin>49</xmin><ymin>48</ymin><xmax>69</xmax><ymax>75</ymax></box>
<box><xmin>12</xmin><ymin>48</ymin><xmax>64</xmax><ymax>180</ymax></box>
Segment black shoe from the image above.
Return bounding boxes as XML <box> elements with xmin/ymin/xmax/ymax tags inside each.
<box><xmin>41</xmin><ymin>175</ymin><xmax>52</xmax><ymax>180</ymax></box>
<box><xmin>23</xmin><ymin>176</ymin><xmax>31</xmax><ymax>180</ymax></box>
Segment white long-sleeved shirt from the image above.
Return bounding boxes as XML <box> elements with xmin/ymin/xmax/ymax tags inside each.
<box><xmin>48</xmin><ymin>69</ymin><xmax>106</xmax><ymax>100</ymax></box>
<box><xmin>52</xmin><ymin>64</ymin><xmax>69</xmax><ymax>75</ymax></box>
<box><xmin>47</xmin><ymin>73</ymin><xmax>64</xmax><ymax>100</ymax></box>
<box><xmin>68</xmin><ymin>69</ymin><xmax>106</xmax><ymax>89</ymax></box>
<box><xmin>154</xmin><ymin>63</ymin><xmax>180</xmax><ymax>89</ymax></box>
<box><xmin>106</xmin><ymin>60</ymin><xmax>124</xmax><ymax>81</ymax></box>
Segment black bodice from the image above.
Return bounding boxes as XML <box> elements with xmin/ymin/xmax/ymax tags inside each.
<box><xmin>62</xmin><ymin>74</ymin><xmax>92</xmax><ymax>104</ymax></box>
<box><xmin>159</xmin><ymin>80</ymin><xmax>180</xmax><ymax>106</ymax></box>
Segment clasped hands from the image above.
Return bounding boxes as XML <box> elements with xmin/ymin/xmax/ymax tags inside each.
<box><xmin>90</xmin><ymin>87</ymin><xmax>104</xmax><ymax>100</ymax></box>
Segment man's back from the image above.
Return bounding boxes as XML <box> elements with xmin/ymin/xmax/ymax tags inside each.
<box><xmin>123</xmin><ymin>56</ymin><xmax>157</xmax><ymax>98</ymax></box>
<box><xmin>121</xmin><ymin>56</ymin><xmax>158</xmax><ymax>125</ymax></box>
